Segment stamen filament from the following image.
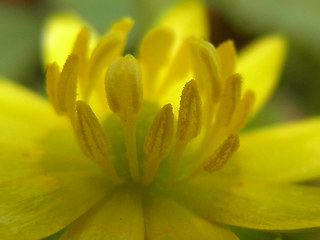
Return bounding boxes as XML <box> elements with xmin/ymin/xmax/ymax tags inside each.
<box><xmin>122</xmin><ymin>120</ymin><xmax>140</xmax><ymax>182</ymax></box>
<box><xmin>105</xmin><ymin>54</ymin><xmax>143</xmax><ymax>181</ymax></box>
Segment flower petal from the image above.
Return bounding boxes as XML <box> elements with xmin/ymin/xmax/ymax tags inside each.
<box><xmin>150</xmin><ymin>0</ymin><xmax>210</xmax><ymax>112</ymax></box>
<box><xmin>0</xmin><ymin>118</ymin><xmax>99</xmax><ymax>183</ymax></box>
<box><xmin>0</xmin><ymin>120</ymin><xmax>107</xmax><ymax>239</ymax></box>
<box><xmin>169</xmin><ymin>173</ymin><xmax>320</xmax><ymax>231</ymax></box>
<box><xmin>139</xmin><ymin>27</ymin><xmax>175</xmax><ymax>97</ymax></box>
<box><xmin>0</xmin><ymin>77</ymin><xmax>58</xmax><ymax>138</ymax></box>
<box><xmin>157</xmin><ymin>0</ymin><xmax>209</xmax><ymax>39</ymax></box>
<box><xmin>145</xmin><ymin>193</ymin><xmax>239</xmax><ymax>240</ymax></box>
<box><xmin>224</xmin><ymin>118</ymin><xmax>320</xmax><ymax>183</ymax></box>
<box><xmin>59</xmin><ymin>189</ymin><xmax>144</xmax><ymax>240</ymax></box>
<box><xmin>237</xmin><ymin>35</ymin><xmax>287</xmax><ymax>114</ymax></box>
<box><xmin>42</xmin><ymin>13</ymin><xmax>97</xmax><ymax>68</ymax></box>
<box><xmin>0</xmin><ymin>171</ymin><xmax>110</xmax><ymax>240</ymax></box>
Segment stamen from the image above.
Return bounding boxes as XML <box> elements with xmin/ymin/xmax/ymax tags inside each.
<box><xmin>189</xmin><ymin>37</ymin><xmax>222</xmax><ymax>103</ymax></box>
<box><xmin>46</xmin><ymin>62</ymin><xmax>60</xmax><ymax>113</ymax></box>
<box><xmin>56</xmin><ymin>54</ymin><xmax>79</xmax><ymax>117</ymax></box>
<box><xmin>72</xmin><ymin>27</ymin><xmax>89</xmax><ymax>91</ymax></box>
<box><xmin>217</xmin><ymin>40</ymin><xmax>236</xmax><ymax>80</ymax></box>
<box><xmin>230</xmin><ymin>90</ymin><xmax>255</xmax><ymax>132</ymax></box>
<box><xmin>204</xmin><ymin>134</ymin><xmax>240</xmax><ymax>172</ymax></box>
<box><xmin>85</xmin><ymin>18</ymin><xmax>133</xmax><ymax>99</ymax></box>
<box><xmin>143</xmin><ymin>104</ymin><xmax>174</xmax><ymax>184</ymax></box>
<box><xmin>172</xmin><ymin>80</ymin><xmax>202</xmax><ymax>177</ymax></box>
<box><xmin>75</xmin><ymin>100</ymin><xmax>123</xmax><ymax>183</ymax></box>
<box><xmin>183</xmin><ymin>134</ymin><xmax>239</xmax><ymax>182</ymax></box>
<box><xmin>198</xmin><ymin>74</ymin><xmax>241</xmax><ymax>159</ymax></box>
<box><xmin>105</xmin><ymin>54</ymin><xmax>143</xmax><ymax>181</ymax></box>
<box><xmin>177</xmin><ymin>80</ymin><xmax>202</xmax><ymax>142</ymax></box>
<box><xmin>214</xmin><ymin>73</ymin><xmax>242</xmax><ymax>129</ymax></box>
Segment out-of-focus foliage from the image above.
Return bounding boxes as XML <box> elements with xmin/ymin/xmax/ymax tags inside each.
<box><xmin>0</xmin><ymin>2</ymin><xmax>42</xmax><ymax>85</ymax></box>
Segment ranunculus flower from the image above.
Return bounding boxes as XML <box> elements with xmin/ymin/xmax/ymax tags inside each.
<box><xmin>1</xmin><ymin>1</ymin><xmax>320</xmax><ymax>240</ymax></box>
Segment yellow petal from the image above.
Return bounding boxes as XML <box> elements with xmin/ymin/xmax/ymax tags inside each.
<box><xmin>170</xmin><ymin>174</ymin><xmax>320</xmax><ymax>231</ymax></box>
<box><xmin>145</xmin><ymin>193</ymin><xmax>239</xmax><ymax>240</ymax></box>
<box><xmin>0</xmin><ymin>171</ymin><xmax>109</xmax><ymax>240</ymax></box>
<box><xmin>224</xmin><ymin>118</ymin><xmax>320</xmax><ymax>183</ymax></box>
<box><xmin>139</xmin><ymin>27</ymin><xmax>175</xmax><ymax>96</ymax></box>
<box><xmin>237</xmin><ymin>35</ymin><xmax>287</xmax><ymax>114</ymax></box>
<box><xmin>0</xmin><ymin>142</ymin><xmax>41</xmax><ymax>183</ymax></box>
<box><xmin>0</xmin><ymin>120</ymin><xmax>100</xmax><ymax>183</ymax></box>
<box><xmin>59</xmin><ymin>189</ymin><xmax>144</xmax><ymax>240</ymax></box>
<box><xmin>157</xmin><ymin>40</ymin><xmax>195</xmax><ymax>115</ymax></box>
<box><xmin>157</xmin><ymin>0</ymin><xmax>209</xmax><ymax>39</ymax></box>
<box><xmin>42</xmin><ymin>13</ymin><xmax>97</xmax><ymax>68</ymax></box>
<box><xmin>146</xmin><ymin>1</ymin><xmax>210</xmax><ymax>111</ymax></box>
<box><xmin>0</xmin><ymin>77</ymin><xmax>57</xmax><ymax>134</ymax></box>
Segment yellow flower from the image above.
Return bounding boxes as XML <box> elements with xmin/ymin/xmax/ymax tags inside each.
<box><xmin>1</xmin><ymin>1</ymin><xmax>320</xmax><ymax>240</ymax></box>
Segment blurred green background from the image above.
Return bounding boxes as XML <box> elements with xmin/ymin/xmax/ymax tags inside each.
<box><xmin>0</xmin><ymin>0</ymin><xmax>320</xmax><ymax>239</ymax></box>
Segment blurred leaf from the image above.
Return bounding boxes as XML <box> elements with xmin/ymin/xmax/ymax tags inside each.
<box><xmin>0</xmin><ymin>3</ymin><xmax>42</xmax><ymax>82</ymax></box>
<box><xmin>209</xmin><ymin>0</ymin><xmax>320</xmax><ymax>54</ymax></box>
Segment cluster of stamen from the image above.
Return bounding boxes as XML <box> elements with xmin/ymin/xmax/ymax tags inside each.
<box><xmin>46</xmin><ymin>18</ymin><xmax>255</xmax><ymax>186</ymax></box>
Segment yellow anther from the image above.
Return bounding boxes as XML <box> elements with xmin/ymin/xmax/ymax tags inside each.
<box><xmin>57</xmin><ymin>54</ymin><xmax>79</xmax><ymax>116</ymax></box>
<box><xmin>171</xmin><ymin>80</ymin><xmax>202</xmax><ymax>180</ymax></box>
<box><xmin>75</xmin><ymin>100</ymin><xmax>122</xmax><ymax>183</ymax></box>
<box><xmin>230</xmin><ymin>90</ymin><xmax>255</xmax><ymax>132</ymax></box>
<box><xmin>177</xmin><ymin>80</ymin><xmax>202</xmax><ymax>142</ymax></box>
<box><xmin>105</xmin><ymin>54</ymin><xmax>142</xmax><ymax>181</ymax></box>
<box><xmin>105</xmin><ymin>54</ymin><xmax>143</xmax><ymax>121</ymax></box>
<box><xmin>189</xmin><ymin>37</ymin><xmax>222</xmax><ymax>103</ymax></box>
<box><xmin>46</xmin><ymin>62</ymin><xmax>60</xmax><ymax>113</ymax></box>
<box><xmin>214</xmin><ymin>73</ymin><xmax>242</xmax><ymax>128</ymax></box>
<box><xmin>85</xmin><ymin>18</ymin><xmax>133</xmax><ymax>99</ymax></box>
<box><xmin>217</xmin><ymin>40</ymin><xmax>236</xmax><ymax>80</ymax></box>
<box><xmin>72</xmin><ymin>27</ymin><xmax>89</xmax><ymax>83</ymax></box>
<box><xmin>204</xmin><ymin>134</ymin><xmax>240</xmax><ymax>172</ymax></box>
<box><xmin>143</xmin><ymin>104</ymin><xmax>174</xmax><ymax>184</ymax></box>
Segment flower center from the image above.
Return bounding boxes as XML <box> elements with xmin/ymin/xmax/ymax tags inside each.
<box><xmin>45</xmin><ymin>22</ymin><xmax>255</xmax><ymax>186</ymax></box>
